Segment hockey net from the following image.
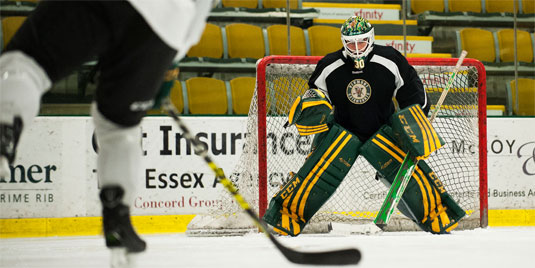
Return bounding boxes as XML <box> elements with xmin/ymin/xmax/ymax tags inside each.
<box><xmin>187</xmin><ymin>56</ymin><xmax>488</xmax><ymax>235</ymax></box>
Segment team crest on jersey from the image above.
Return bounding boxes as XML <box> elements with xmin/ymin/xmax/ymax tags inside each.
<box><xmin>346</xmin><ymin>79</ymin><xmax>371</xmax><ymax>104</ymax></box>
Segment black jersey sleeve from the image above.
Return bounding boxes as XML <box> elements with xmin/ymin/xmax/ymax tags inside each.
<box><xmin>307</xmin><ymin>49</ymin><xmax>344</xmax><ymax>104</ymax></box>
<box><xmin>391</xmin><ymin>50</ymin><xmax>429</xmax><ymax>115</ymax></box>
<box><xmin>307</xmin><ymin>56</ymin><xmax>331</xmax><ymax>101</ymax></box>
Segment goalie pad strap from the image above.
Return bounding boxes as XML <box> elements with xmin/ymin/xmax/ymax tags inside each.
<box><xmin>295</xmin><ymin>123</ymin><xmax>329</xmax><ymax>135</ymax></box>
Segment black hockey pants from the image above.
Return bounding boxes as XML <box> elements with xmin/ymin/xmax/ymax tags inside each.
<box><xmin>5</xmin><ymin>0</ymin><xmax>177</xmax><ymax>126</ymax></box>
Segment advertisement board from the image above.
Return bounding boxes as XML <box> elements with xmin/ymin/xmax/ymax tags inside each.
<box><xmin>487</xmin><ymin>118</ymin><xmax>535</xmax><ymax>209</ymax></box>
<box><xmin>301</xmin><ymin>3</ymin><xmax>401</xmax><ymax>21</ymax></box>
<box><xmin>1</xmin><ymin>117</ymin><xmax>533</xmax><ymax>229</ymax></box>
<box><xmin>0</xmin><ymin>117</ymin><xmax>248</xmax><ymax>219</ymax></box>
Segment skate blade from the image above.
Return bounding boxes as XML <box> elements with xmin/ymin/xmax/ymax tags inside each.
<box><xmin>0</xmin><ymin>157</ymin><xmax>9</xmax><ymax>179</ymax></box>
<box><xmin>110</xmin><ymin>248</ymin><xmax>141</xmax><ymax>268</ymax></box>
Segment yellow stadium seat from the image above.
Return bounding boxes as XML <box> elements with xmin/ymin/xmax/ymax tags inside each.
<box><xmin>497</xmin><ymin>29</ymin><xmax>534</xmax><ymax>63</ymax></box>
<box><xmin>145</xmin><ymin>109</ymin><xmax>162</xmax><ymax>115</ymax></box>
<box><xmin>186</xmin><ymin>77</ymin><xmax>228</xmax><ymax>115</ymax></box>
<box><xmin>486</xmin><ymin>0</ymin><xmax>516</xmax><ymax>13</ymax></box>
<box><xmin>459</xmin><ymin>28</ymin><xmax>496</xmax><ymax>62</ymax></box>
<box><xmin>522</xmin><ymin>0</ymin><xmax>535</xmax><ymax>14</ymax></box>
<box><xmin>449</xmin><ymin>0</ymin><xmax>481</xmax><ymax>12</ymax></box>
<box><xmin>263</xmin><ymin>0</ymin><xmax>298</xmax><ymax>9</ymax></box>
<box><xmin>509</xmin><ymin>78</ymin><xmax>535</xmax><ymax>116</ymax></box>
<box><xmin>169</xmin><ymin>80</ymin><xmax>185</xmax><ymax>113</ymax></box>
<box><xmin>267</xmin><ymin>77</ymin><xmax>308</xmax><ymax>115</ymax></box>
<box><xmin>230</xmin><ymin>77</ymin><xmax>256</xmax><ymax>115</ymax></box>
<box><xmin>267</xmin><ymin>25</ymin><xmax>306</xmax><ymax>56</ymax></box>
<box><xmin>225</xmin><ymin>23</ymin><xmax>265</xmax><ymax>59</ymax></box>
<box><xmin>187</xmin><ymin>23</ymin><xmax>223</xmax><ymax>58</ymax></box>
<box><xmin>1</xmin><ymin>16</ymin><xmax>26</xmax><ymax>49</ymax></box>
<box><xmin>221</xmin><ymin>0</ymin><xmax>258</xmax><ymax>8</ymax></box>
<box><xmin>307</xmin><ymin>25</ymin><xmax>342</xmax><ymax>56</ymax></box>
<box><xmin>410</xmin><ymin>0</ymin><xmax>445</xmax><ymax>14</ymax></box>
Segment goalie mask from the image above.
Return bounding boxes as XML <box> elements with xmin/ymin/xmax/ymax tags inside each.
<box><xmin>340</xmin><ymin>16</ymin><xmax>375</xmax><ymax>69</ymax></box>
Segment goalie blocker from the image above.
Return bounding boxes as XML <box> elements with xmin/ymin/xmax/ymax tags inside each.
<box><xmin>263</xmin><ymin>103</ymin><xmax>465</xmax><ymax>235</ymax></box>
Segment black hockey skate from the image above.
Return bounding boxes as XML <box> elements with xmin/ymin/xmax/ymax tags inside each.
<box><xmin>0</xmin><ymin>117</ymin><xmax>22</xmax><ymax>178</ymax></box>
<box><xmin>100</xmin><ymin>186</ymin><xmax>146</xmax><ymax>253</ymax></box>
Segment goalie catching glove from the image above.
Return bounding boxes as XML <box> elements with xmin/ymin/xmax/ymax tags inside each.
<box><xmin>287</xmin><ymin>89</ymin><xmax>333</xmax><ymax>136</ymax></box>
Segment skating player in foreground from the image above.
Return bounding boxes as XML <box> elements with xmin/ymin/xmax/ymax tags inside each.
<box><xmin>0</xmin><ymin>0</ymin><xmax>211</xmax><ymax>255</ymax></box>
<box><xmin>262</xmin><ymin>16</ymin><xmax>466</xmax><ymax>236</ymax></box>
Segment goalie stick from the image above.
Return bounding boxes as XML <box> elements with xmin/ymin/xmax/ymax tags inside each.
<box><xmin>163</xmin><ymin>100</ymin><xmax>361</xmax><ymax>265</ymax></box>
<box><xmin>374</xmin><ymin>50</ymin><xmax>468</xmax><ymax>229</ymax></box>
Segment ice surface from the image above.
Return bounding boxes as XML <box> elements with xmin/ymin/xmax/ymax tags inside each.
<box><xmin>1</xmin><ymin>227</ymin><xmax>533</xmax><ymax>268</ymax></box>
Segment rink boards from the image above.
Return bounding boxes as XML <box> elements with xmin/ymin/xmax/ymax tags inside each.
<box><xmin>0</xmin><ymin>116</ymin><xmax>534</xmax><ymax>237</ymax></box>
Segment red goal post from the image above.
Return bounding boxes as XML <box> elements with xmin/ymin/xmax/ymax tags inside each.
<box><xmin>255</xmin><ymin>55</ymin><xmax>488</xmax><ymax>228</ymax></box>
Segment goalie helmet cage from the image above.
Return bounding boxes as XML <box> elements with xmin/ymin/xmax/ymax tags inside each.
<box><xmin>188</xmin><ymin>55</ymin><xmax>487</xmax><ymax>235</ymax></box>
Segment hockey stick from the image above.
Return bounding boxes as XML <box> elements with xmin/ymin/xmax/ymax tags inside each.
<box><xmin>163</xmin><ymin>100</ymin><xmax>361</xmax><ymax>265</ymax></box>
<box><xmin>374</xmin><ymin>50</ymin><xmax>468</xmax><ymax>229</ymax></box>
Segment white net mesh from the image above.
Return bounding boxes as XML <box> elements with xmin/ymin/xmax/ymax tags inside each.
<box><xmin>187</xmin><ymin>57</ymin><xmax>486</xmax><ymax>235</ymax></box>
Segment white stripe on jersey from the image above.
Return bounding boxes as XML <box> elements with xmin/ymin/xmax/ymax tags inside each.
<box><xmin>370</xmin><ymin>54</ymin><xmax>404</xmax><ymax>94</ymax></box>
<box><xmin>421</xmin><ymin>87</ymin><xmax>428</xmax><ymax>109</ymax></box>
<box><xmin>313</xmin><ymin>59</ymin><xmax>345</xmax><ymax>101</ymax></box>
<box><xmin>127</xmin><ymin>0</ymin><xmax>211</xmax><ymax>61</ymax></box>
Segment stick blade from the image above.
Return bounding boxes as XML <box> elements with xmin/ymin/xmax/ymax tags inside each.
<box><xmin>281</xmin><ymin>247</ymin><xmax>361</xmax><ymax>265</ymax></box>
<box><xmin>165</xmin><ymin>103</ymin><xmax>361</xmax><ymax>265</ymax></box>
<box><xmin>270</xmin><ymin>236</ymin><xmax>361</xmax><ymax>265</ymax></box>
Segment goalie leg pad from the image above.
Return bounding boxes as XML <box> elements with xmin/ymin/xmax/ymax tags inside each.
<box><xmin>263</xmin><ymin>124</ymin><xmax>361</xmax><ymax>236</ymax></box>
<box><xmin>391</xmin><ymin>104</ymin><xmax>445</xmax><ymax>160</ymax></box>
<box><xmin>360</xmin><ymin>126</ymin><xmax>465</xmax><ymax>234</ymax></box>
